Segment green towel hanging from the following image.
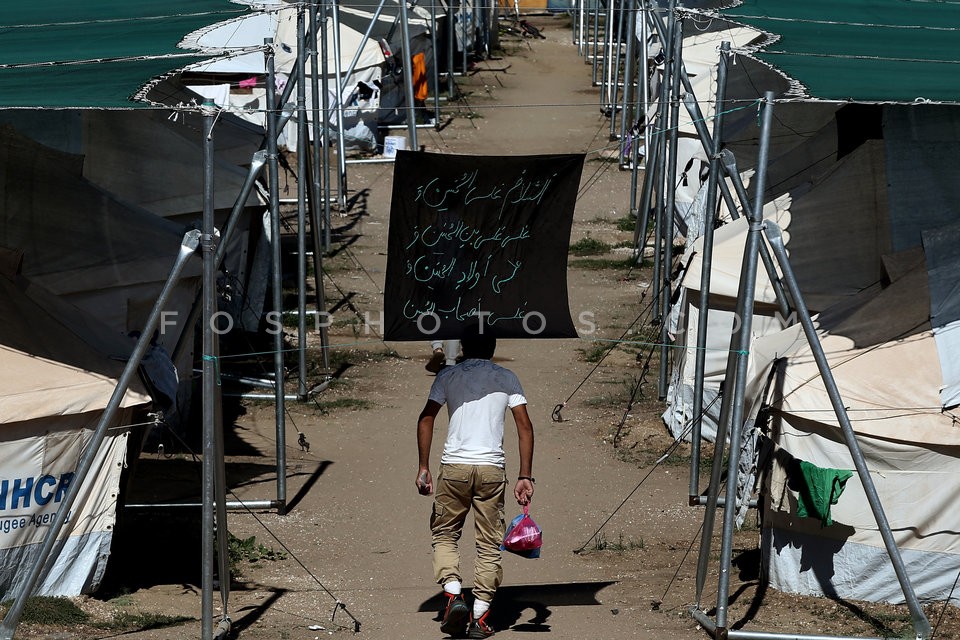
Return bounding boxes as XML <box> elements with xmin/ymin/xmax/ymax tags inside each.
<box><xmin>795</xmin><ymin>460</ymin><xmax>854</xmax><ymax>527</ymax></box>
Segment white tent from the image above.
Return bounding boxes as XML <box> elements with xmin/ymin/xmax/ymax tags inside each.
<box><xmin>753</xmin><ymin>241</ymin><xmax>960</xmax><ymax>605</ymax></box>
<box><xmin>0</xmin><ymin>270</ymin><xmax>151</xmax><ymax>598</ymax></box>
<box><xmin>663</xmin><ymin>92</ymin><xmax>960</xmax><ymax>605</ymax></box>
<box><xmin>184</xmin><ymin>2</ymin><xmax>388</xmax><ymax>151</ymax></box>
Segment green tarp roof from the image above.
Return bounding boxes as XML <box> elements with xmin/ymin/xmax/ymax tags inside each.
<box><xmin>0</xmin><ymin>2</ymin><xmax>252</xmax><ymax>108</ymax></box>
<box><xmin>710</xmin><ymin>0</ymin><xmax>960</xmax><ymax>104</ymax></box>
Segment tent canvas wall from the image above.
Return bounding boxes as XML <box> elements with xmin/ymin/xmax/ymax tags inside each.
<box><xmin>184</xmin><ymin>1</ymin><xmax>399</xmax><ymax>150</ymax></box>
<box><xmin>663</xmin><ymin>100</ymin><xmax>960</xmax><ymax>606</ymax></box>
<box><xmin>662</xmin><ymin>102</ymin><xmax>947</xmax><ymax>442</ymax></box>
<box><xmin>0</xmin><ymin>271</ymin><xmax>152</xmax><ymax>599</ymax></box>
<box><xmin>752</xmin><ymin>240</ymin><xmax>960</xmax><ymax>605</ymax></box>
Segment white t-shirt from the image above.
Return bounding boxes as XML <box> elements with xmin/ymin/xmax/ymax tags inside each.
<box><xmin>428</xmin><ymin>358</ymin><xmax>527</xmax><ymax>468</ymax></box>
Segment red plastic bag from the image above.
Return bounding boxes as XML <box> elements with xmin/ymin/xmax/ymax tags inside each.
<box><xmin>500</xmin><ymin>504</ymin><xmax>542</xmax><ymax>558</ymax></box>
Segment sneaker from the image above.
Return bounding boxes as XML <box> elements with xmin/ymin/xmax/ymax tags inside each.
<box><xmin>467</xmin><ymin>611</ymin><xmax>494</xmax><ymax>638</ymax></box>
<box><xmin>426</xmin><ymin>349</ymin><xmax>446</xmax><ymax>374</ymax></box>
<box><xmin>439</xmin><ymin>593</ymin><xmax>470</xmax><ymax>637</ymax></box>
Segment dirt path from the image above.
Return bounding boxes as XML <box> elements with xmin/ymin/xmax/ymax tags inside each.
<box><xmin>206</xmin><ymin>16</ymin><xmax>709</xmax><ymax>639</ymax></box>
<box><xmin>89</xmin><ymin>14</ymin><xmax>711</xmax><ymax>640</ymax></box>
<box><xmin>50</xmin><ymin>12</ymin><xmax>960</xmax><ymax>640</ymax></box>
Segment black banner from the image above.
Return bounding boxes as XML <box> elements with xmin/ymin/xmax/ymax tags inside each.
<box><xmin>384</xmin><ymin>150</ymin><xmax>584</xmax><ymax>340</ymax></box>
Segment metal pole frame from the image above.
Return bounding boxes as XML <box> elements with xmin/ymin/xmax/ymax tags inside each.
<box><xmin>590</xmin><ymin>0</ymin><xmax>601</xmax><ymax>86</ymax></box>
<box><xmin>762</xmin><ymin>221</ymin><xmax>932</xmax><ymax>640</ymax></box>
<box><xmin>328</xmin><ymin>0</ymin><xmax>348</xmax><ymax>210</ymax></box>
<box><xmin>656</xmin><ymin>4</ymin><xmax>680</xmax><ymax>401</ymax></box>
<box><xmin>447</xmin><ymin>0</ymin><xmax>456</xmax><ymax>95</ymax></box>
<box><xmin>461</xmin><ymin>0</ymin><xmax>469</xmax><ymax>77</ymax></box>
<box><xmin>320</xmin><ymin>0</ymin><xmax>334</xmax><ymax>242</ymax></box>
<box><xmin>608</xmin><ymin>0</ymin><xmax>628</xmax><ymax>140</ymax></box>
<box><xmin>200</xmin><ymin>101</ymin><xmax>233</xmax><ymax>640</ymax></box>
<box><xmin>296</xmin><ymin>6</ymin><xmax>310</xmax><ymax>400</ymax></box>
<box><xmin>600</xmin><ymin>0</ymin><xmax>614</xmax><ymax>96</ymax></box>
<box><xmin>618</xmin><ymin>0</ymin><xmax>638</xmax><ymax>167</ymax></box>
<box><xmin>398</xmin><ymin>0</ymin><xmax>420</xmax><ymax>148</ymax></box>
<box><xmin>711</xmin><ymin>91</ymin><xmax>776</xmax><ymax>635</ymax></box>
<box><xmin>265</xmin><ymin>38</ymin><xmax>289</xmax><ymax>514</ymax></box>
<box><xmin>687</xmin><ymin>88</ymin><xmax>930</xmax><ymax>640</ymax></box>
<box><xmin>639</xmin><ymin>1</ymin><xmax>651</xmax><ymax>170</ymax></box>
<box><xmin>430</xmin><ymin>0</ymin><xmax>442</xmax><ymax>126</ymax></box>
<box><xmin>308</xmin><ymin>0</ymin><xmax>332</xmax><ymax>371</ymax></box>
<box><xmin>685</xmin><ymin>41</ymin><xmax>730</xmax><ymax>503</ymax></box>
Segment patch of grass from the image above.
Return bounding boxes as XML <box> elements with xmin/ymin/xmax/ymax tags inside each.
<box><xmin>108</xmin><ymin>594</ymin><xmax>135</xmax><ymax>607</ymax></box>
<box><xmin>569</xmin><ymin>236</ymin><xmax>611</xmax><ymax>256</ymax></box>
<box><xmin>616</xmin><ymin>215</ymin><xmax>637</xmax><ymax>232</ymax></box>
<box><xmin>313</xmin><ymin>397</ymin><xmax>373</xmax><ymax>413</ymax></box>
<box><xmin>592</xmin><ymin>532</ymin><xmax>645</xmax><ymax>553</ymax></box>
<box><xmin>97</xmin><ymin>610</ymin><xmax>193</xmax><ymax>631</ymax></box>
<box><xmin>0</xmin><ymin>596</ymin><xmax>89</xmax><ymax>626</ymax></box>
<box><xmin>229</xmin><ymin>533</ymin><xmax>287</xmax><ymax>564</ymax></box>
<box><xmin>585</xmin><ymin>375</ymin><xmax>643</xmax><ymax>408</ymax></box>
<box><xmin>225</xmin><ymin>533</ymin><xmax>288</xmax><ymax>579</ymax></box>
<box><xmin>568</xmin><ymin>257</ymin><xmax>637</xmax><ymax>270</ymax></box>
<box><xmin>0</xmin><ymin>595</ymin><xmax>194</xmax><ymax>634</ymax></box>
<box><xmin>327</xmin><ymin>347</ymin><xmax>402</xmax><ymax>370</ymax></box>
<box><xmin>576</xmin><ymin>341</ymin><xmax>610</xmax><ymax>363</ymax></box>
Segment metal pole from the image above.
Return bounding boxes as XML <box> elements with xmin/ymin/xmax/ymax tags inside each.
<box><xmin>677</xmin><ymin>80</ymin><xmax>792</xmax><ymax>320</ymax></box>
<box><xmin>296</xmin><ymin>6</ymin><xmax>310</xmax><ymax>400</ymax></box>
<box><xmin>608</xmin><ymin>0</ymin><xmax>627</xmax><ymax>140</ymax></box>
<box><xmin>0</xmin><ymin>232</ymin><xmax>201</xmax><ymax>640</ymax></box>
<box><xmin>691</xmin><ymin>609</ymin><xmax>890</xmax><ymax>640</ymax></box>
<box><xmin>646</xmin><ymin>2</ymin><xmax>671</xmax><ymax>285</ymax></box>
<box><xmin>687</xmin><ymin>42</ymin><xmax>730</xmax><ymax>502</ymax></box>
<box><xmin>430</xmin><ymin>0</ymin><xmax>441</xmax><ymax>126</ymax></box>
<box><xmin>639</xmin><ymin>2</ymin><xmax>650</xmax><ymax>169</ymax></box>
<box><xmin>200</xmin><ymin>100</ymin><xmax>233</xmax><ymax>640</ymax></box>
<box><xmin>320</xmin><ymin>0</ymin><xmax>334</xmax><ymax>245</ymax></box>
<box><xmin>713</xmin><ymin>91</ymin><xmax>775</xmax><ymax>636</ymax></box>
<box><xmin>399</xmin><ymin>0</ymin><xmax>419</xmax><ymax>149</ymax></box>
<box><xmin>171</xmin><ymin>151</ymin><xmax>267</xmax><ymax>367</ymax></box>
<box><xmin>634</xmin><ymin>109</ymin><xmax>660</xmax><ymax>254</ymax></box>
<box><xmin>461</xmin><ymin>0</ymin><xmax>468</xmax><ymax>77</ymax></box>
<box><xmin>447</xmin><ymin>0</ymin><xmax>456</xmax><ymax>96</ymax></box>
<box><xmin>309</xmin><ymin>0</ymin><xmax>327</xmax><ymax>252</ymax></box>
<box><xmin>590</xmin><ymin>0</ymin><xmax>600</xmax><ymax>85</ymax></box>
<box><xmin>764</xmin><ymin>223</ymin><xmax>932</xmax><ymax>640</ymax></box>
<box><xmin>720</xmin><ymin>149</ymin><xmax>793</xmax><ymax>319</ymax></box>
<box><xmin>329</xmin><ymin>0</ymin><xmax>348</xmax><ymax>211</ymax></box>
<box><xmin>308</xmin><ymin>0</ymin><xmax>332</xmax><ymax>372</ymax></box>
<box><xmin>265</xmin><ymin>38</ymin><xmax>288</xmax><ymax>514</ymax></box>
<box><xmin>600</xmin><ymin>0</ymin><xmax>614</xmax><ymax>103</ymax></box>
<box><xmin>576</xmin><ymin>0</ymin><xmax>585</xmax><ymax>53</ymax></box>
<box><xmin>619</xmin><ymin>0</ymin><xmax>637</xmax><ymax>164</ymax></box>
<box><xmin>657</xmin><ymin>8</ymin><xmax>680</xmax><ymax>401</ymax></box>
<box><xmin>478</xmin><ymin>0</ymin><xmax>489</xmax><ymax>60</ymax></box>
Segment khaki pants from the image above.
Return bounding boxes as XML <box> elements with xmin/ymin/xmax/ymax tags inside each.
<box><xmin>431</xmin><ymin>463</ymin><xmax>506</xmax><ymax>602</ymax></box>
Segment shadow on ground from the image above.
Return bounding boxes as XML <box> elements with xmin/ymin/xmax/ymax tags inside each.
<box><xmin>419</xmin><ymin>581</ymin><xmax>616</xmax><ymax>634</ymax></box>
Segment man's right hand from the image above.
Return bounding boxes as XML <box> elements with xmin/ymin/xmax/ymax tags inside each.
<box><xmin>416</xmin><ymin>468</ymin><xmax>433</xmax><ymax>496</ymax></box>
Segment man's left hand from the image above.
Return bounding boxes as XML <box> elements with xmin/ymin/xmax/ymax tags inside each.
<box><xmin>514</xmin><ymin>478</ymin><xmax>534</xmax><ymax>505</ymax></box>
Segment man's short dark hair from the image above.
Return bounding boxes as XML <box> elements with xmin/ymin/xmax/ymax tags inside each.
<box><xmin>460</xmin><ymin>322</ymin><xmax>496</xmax><ymax>359</ymax></box>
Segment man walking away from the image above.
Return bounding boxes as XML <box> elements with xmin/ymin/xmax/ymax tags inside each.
<box><xmin>415</xmin><ymin>323</ymin><xmax>535</xmax><ymax>638</ymax></box>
